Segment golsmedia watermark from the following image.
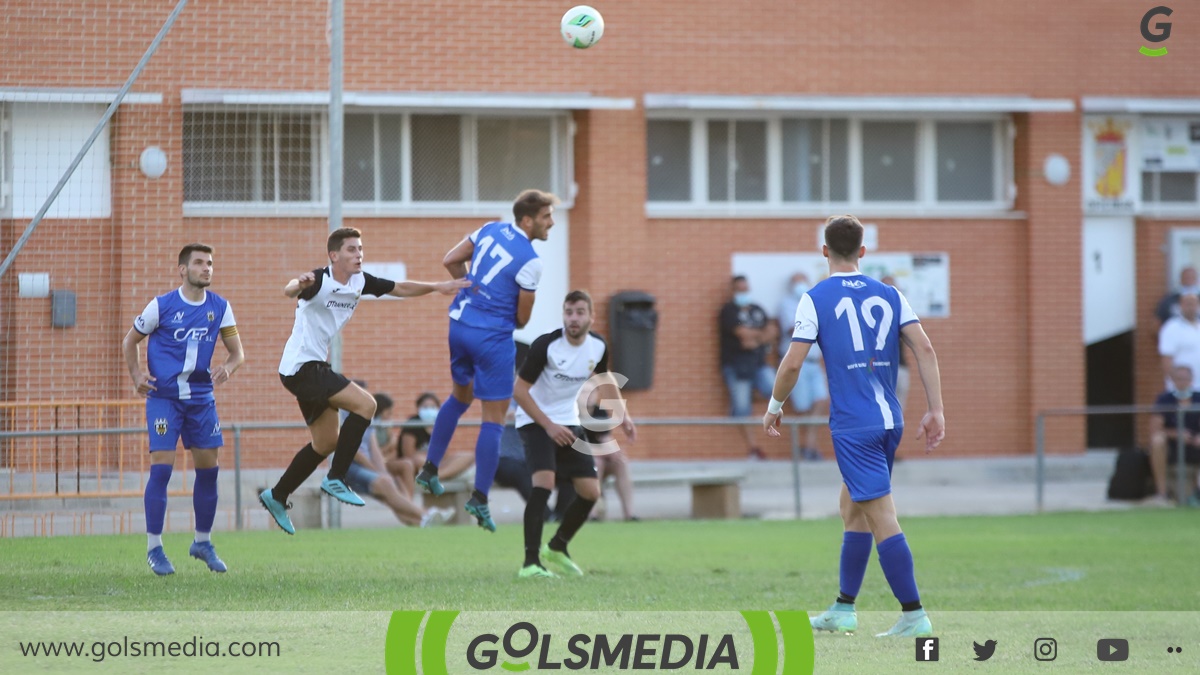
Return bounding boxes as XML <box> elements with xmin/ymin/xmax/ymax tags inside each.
<box><xmin>385</xmin><ymin>611</ymin><xmax>815</xmax><ymax>674</ymax></box>
<box><xmin>571</xmin><ymin>372</ymin><xmax>629</xmax><ymax>457</ymax></box>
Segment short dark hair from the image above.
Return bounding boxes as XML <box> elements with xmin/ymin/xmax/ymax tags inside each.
<box><xmin>178</xmin><ymin>243</ymin><xmax>213</xmax><ymax>266</ymax></box>
<box><xmin>824</xmin><ymin>215</ymin><xmax>864</xmax><ymax>259</ymax></box>
<box><xmin>731</xmin><ymin>275</ymin><xmax>748</xmax><ymax>287</ymax></box>
<box><xmin>512</xmin><ymin>189</ymin><xmax>558</xmax><ymax>224</ymax></box>
<box><xmin>328</xmin><ymin>227</ymin><xmax>363</xmax><ymax>253</ymax></box>
<box><xmin>373</xmin><ymin>393</ymin><xmax>394</xmax><ymax>418</ymax></box>
<box><xmin>415</xmin><ymin>392</ymin><xmax>440</xmax><ymax>409</ymax></box>
<box><xmin>564</xmin><ymin>289</ymin><xmax>593</xmax><ymax>313</ymax></box>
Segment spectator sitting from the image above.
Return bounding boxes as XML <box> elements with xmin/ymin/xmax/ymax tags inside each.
<box><xmin>1147</xmin><ymin>364</ymin><xmax>1200</xmax><ymax>506</ymax></box>
<box><xmin>395</xmin><ymin>392</ymin><xmax>475</xmax><ymax>491</ymax></box>
<box><xmin>1156</xmin><ymin>266</ymin><xmax>1200</xmax><ymax>326</ymax></box>
<box><xmin>337</xmin><ymin>390</ymin><xmax>452</xmax><ymax>527</ymax></box>
<box><xmin>1159</xmin><ymin>293</ymin><xmax>1200</xmax><ymax>390</ymax></box>
<box><xmin>778</xmin><ymin>272</ymin><xmax>828</xmax><ymax>460</ymax></box>
<box><xmin>719</xmin><ymin>275</ymin><xmax>777</xmax><ymax>459</ymax></box>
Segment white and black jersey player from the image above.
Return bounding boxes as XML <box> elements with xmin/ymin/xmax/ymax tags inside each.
<box><xmin>259</xmin><ymin>227</ymin><xmax>469</xmax><ymax>534</ymax></box>
<box><xmin>512</xmin><ymin>290</ymin><xmax>637</xmax><ymax>578</ymax></box>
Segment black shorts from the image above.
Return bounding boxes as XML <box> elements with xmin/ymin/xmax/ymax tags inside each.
<box><xmin>518</xmin><ymin>424</ymin><xmax>598</xmax><ymax>480</ymax></box>
<box><xmin>280</xmin><ymin>361</ymin><xmax>352</xmax><ymax>426</ymax></box>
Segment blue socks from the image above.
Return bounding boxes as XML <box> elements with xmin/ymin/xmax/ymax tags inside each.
<box><xmin>193</xmin><ymin>466</ymin><xmax>219</xmax><ymax>538</ymax></box>
<box><xmin>839</xmin><ymin>531</ymin><xmax>874</xmax><ymax>600</ymax></box>
<box><xmin>877</xmin><ymin>533</ymin><xmax>921</xmax><ymax>609</ymax></box>
<box><xmin>144</xmin><ymin>463</ymin><xmax>172</xmax><ymax>545</ymax></box>
<box><xmin>472</xmin><ymin>422</ymin><xmax>504</xmax><ymax>497</ymax></box>
<box><xmin>425</xmin><ymin>395</ymin><xmax>471</xmax><ymax>467</ymax></box>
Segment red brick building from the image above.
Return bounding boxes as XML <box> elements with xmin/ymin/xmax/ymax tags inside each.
<box><xmin>2</xmin><ymin>1</ymin><xmax>1197</xmax><ymax>467</ymax></box>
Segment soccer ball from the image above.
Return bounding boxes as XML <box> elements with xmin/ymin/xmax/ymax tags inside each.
<box><xmin>561</xmin><ymin>5</ymin><xmax>604</xmax><ymax>49</ymax></box>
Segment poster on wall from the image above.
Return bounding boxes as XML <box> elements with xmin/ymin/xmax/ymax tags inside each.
<box><xmin>731</xmin><ymin>252</ymin><xmax>950</xmax><ymax>320</ymax></box>
<box><xmin>1082</xmin><ymin>116</ymin><xmax>1138</xmax><ymax>214</ymax></box>
<box><xmin>1140</xmin><ymin>117</ymin><xmax>1200</xmax><ymax>172</ymax></box>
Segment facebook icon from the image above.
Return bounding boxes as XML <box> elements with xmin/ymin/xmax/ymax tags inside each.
<box><xmin>916</xmin><ymin>637</ymin><xmax>940</xmax><ymax>662</ymax></box>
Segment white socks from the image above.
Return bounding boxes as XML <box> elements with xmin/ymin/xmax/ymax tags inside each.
<box><xmin>194</xmin><ymin>531</ymin><xmax>211</xmax><ymax>543</ymax></box>
<box><xmin>147</xmin><ymin>533</ymin><xmax>163</xmax><ymax>552</ymax></box>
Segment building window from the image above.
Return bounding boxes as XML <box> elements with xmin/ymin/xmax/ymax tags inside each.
<box><xmin>646</xmin><ymin>115</ymin><xmax>1010</xmax><ymax>212</ymax></box>
<box><xmin>1139</xmin><ymin>117</ymin><xmax>1200</xmax><ymax>208</ymax></box>
<box><xmin>184</xmin><ymin>110</ymin><xmax>570</xmax><ymax>209</ymax></box>
<box><xmin>861</xmin><ymin>121</ymin><xmax>917</xmax><ymax>202</ymax></box>
<box><xmin>1143</xmin><ymin>171</ymin><xmax>1199</xmax><ymax>204</ymax></box>
<box><xmin>708</xmin><ymin>120</ymin><xmax>767</xmax><ymax>202</ymax></box>
<box><xmin>782</xmin><ymin>119</ymin><xmax>848</xmax><ymax>202</ymax></box>
<box><xmin>183</xmin><ymin>111</ymin><xmax>320</xmax><ymax>203</ymax></box>
<box><xmin>646</xmin><ymin>120</ymin><xmax>690</xmax><ymax>201</ymax></box>
<box><xmin>935</xmin><ymin>121</ymin><xmax>996</xmax><ymax>202</ymax></box>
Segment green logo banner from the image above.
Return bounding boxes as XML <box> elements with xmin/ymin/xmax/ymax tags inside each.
<box><xmin>385</xmin><ymin>611</ymin><xmax>815</xmax><ymax>674</ymax></box>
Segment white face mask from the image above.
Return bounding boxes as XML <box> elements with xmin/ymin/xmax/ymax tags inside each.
<box><xmin>418</xmin><ymin>407</ymin><xmax>439</xmax><ymax>424</ymax></box>
<box><xmin>792</xmin><ymin>282</ymin><xmax>810</xmax><ymax>297</ymax></box>
<box><xmin>1173</xmin><ymin>388</ymin><xmax>1193</xmax><ymax>400</ymax></box>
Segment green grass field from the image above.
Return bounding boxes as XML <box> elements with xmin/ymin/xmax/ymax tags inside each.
<box><xmin>3</xmin><ymin>511</ymin><xmax>1199</xmax><ymax>673</ymax></box>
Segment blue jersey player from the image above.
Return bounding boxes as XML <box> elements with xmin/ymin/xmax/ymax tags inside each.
<box><xmin>764</xmin><ymin>215</ymin><xmax>946</xmax><ymax>638</ymax></box>
<box><xmin>416</xmin><ymin>189</ymin><xmax>557</xmax><ymax>532</ymax></box>
<box><xmin>121</xmin><ymin>243</ymin><xmax>244</xmax><ymax>576</ymax></box>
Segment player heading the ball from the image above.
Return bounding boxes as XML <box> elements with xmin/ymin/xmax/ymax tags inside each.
<box><xmin>415</xmin><ymin>189</ymin><xmax>557</xmax><ymax>533</ymax></box>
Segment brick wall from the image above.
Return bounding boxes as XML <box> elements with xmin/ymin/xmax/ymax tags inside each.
<box><xmin>3</xmin><ymin>0</ymin><xmax>1198</xmax><ymax>467</ymax></box>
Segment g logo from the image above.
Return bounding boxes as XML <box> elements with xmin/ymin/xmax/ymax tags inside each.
<box><xmin>572</xmin><ymin>372</ymin><xmax>629</xmax><ymax>457</ymax></box>
<box><xmin>1140</xmin><ymin>6</ymin><xmax>1172</xmax><ymax>56</ymax></box>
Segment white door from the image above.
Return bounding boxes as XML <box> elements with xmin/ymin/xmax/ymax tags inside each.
<box><xmin>1083</xmin><ymin>217</ymin><xmax>1136</xmax><ymax>344</ymax></box>
<box><xmin>513</xmin><ymin>210</ymin><xmax>569</xmax><ymax>345</ymax></box>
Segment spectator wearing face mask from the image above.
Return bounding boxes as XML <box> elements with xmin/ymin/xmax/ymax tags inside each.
<box><xmin>719</xmin><ymin>275</ymin><xmax>777</xmax><ymax>459</ymax></box>
<box><xmin>778</xmin><ymin>272</ymin><xmax>828</xmax><ymax>460</ymax></box>
<box><xmin>1156</xmin><ymin>266</ymin><xmax>1200</xmax><ymax>327</ymax></box>
<box><xmin>1147</xmin><ymin>364</ymin><xmax>1200</xmax><ymax>506</ymax></box>
<box><xmin>396</xmin><ymin>393</ymin><xmax>474</xmax><ymax>492</ymax></box>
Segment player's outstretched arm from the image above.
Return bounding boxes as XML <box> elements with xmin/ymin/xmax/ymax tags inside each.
<box><xmin>387</xmin><ymin>278</ymin><xmax>471</xmax><ymax>298</ymax></box>
<box><xmin>121</xmin><ymin>327</ymin><xmax>156</xmax><ymax>397</ymax></box>
<box><xmin>900</xmin><ymin>322</ymin><xmax>946</xmax><ymax>452</ymax></box>
<box><xmin>443</xmin><ymin>237</ymin><xmax>475</xmax><ymax>279</ymax></box>
<box><xmin>284</xmin><ymin>271</ymin><xmax>317</xmax><ymax>298</ymax></box>
<box><xmin>763</xmin><ymin>341</ymin><xmax>811</xmax><ymax>437</ymax></box>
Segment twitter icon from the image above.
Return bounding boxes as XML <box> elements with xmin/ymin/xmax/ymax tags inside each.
<box><xmin>974</xmin><ymin>640</ymin><xmax>997</xmax><ymax>661</ymax></box>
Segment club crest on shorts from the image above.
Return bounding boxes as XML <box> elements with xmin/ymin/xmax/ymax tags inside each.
<box><xmin>206</xmin><ymin>310</ymin><xmax>215</xmax><ymax>322</ymax></box>
<box><xmin>154</xmin><ymin>418</ymin><xmax>168</xmax><ymax>436</ymax></box>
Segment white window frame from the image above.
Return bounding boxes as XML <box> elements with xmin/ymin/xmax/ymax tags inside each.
<box><xmin>0</xmin><ymin>103</ymin><xmax>10</xmax><ymax>215</ymax></box>
<box><xmin>646</xmin><ymin>111</ymin><xmax>1016</xmax><ymax>219</ymax></box>
<box><xmin>183</xmin><ymin>107</ymin><xmax>573</xmax><ymax>218</ymax></box>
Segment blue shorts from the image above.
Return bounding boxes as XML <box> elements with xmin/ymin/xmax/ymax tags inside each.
<box><xmin>832</xmin><ymin>427</ymin><xmax>903</xmax><ymax>502</ymax></box>
<box><xmin>344</xmin><ymin>462</ymin><xmax>378</xmax><ymax>497</ymax></box>
<box><xmin>146</xmin><ymin>398</ymin><xmax>223</xmax><ymax>452</ymax></box>
<box><xmin>449</xmin><ymin>320</ymin><xmax>516</xmax><ymax>401</ymax></box>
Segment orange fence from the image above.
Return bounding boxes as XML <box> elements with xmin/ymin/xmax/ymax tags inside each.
<box><xmin>0</xmin><ymin>400</ymin><xmax>191</xmax><ymax>499</ymax></box>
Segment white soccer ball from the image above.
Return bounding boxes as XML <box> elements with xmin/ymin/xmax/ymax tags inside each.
<box><xmin>561</xmin><ymin>5</ymin><xmax>604</xmax><ymax>49</ymax></box>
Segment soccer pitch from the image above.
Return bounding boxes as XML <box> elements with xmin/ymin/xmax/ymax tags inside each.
<box><xmin>2</xmin><ymin>512</ymin><xmax>1198</xmax><ymax>673</ymax></box>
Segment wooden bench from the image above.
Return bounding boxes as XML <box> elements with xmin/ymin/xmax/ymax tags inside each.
<box><xmin>422</xmin><ymin>478</ymin><xmax>474</xmax><ymax>525</ymax></box>
<box><xmin>614</xmin><ymin>469</ymin><xmax>747</xmax><ymax>519</ymax></box>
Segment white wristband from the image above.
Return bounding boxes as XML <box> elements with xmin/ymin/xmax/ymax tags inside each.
<box><xmin>767</xmin><ymin>397</ymin><xmax>784</xmax><ymax>415</ymax></box>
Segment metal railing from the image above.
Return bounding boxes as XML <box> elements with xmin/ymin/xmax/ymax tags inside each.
<box><xmin>1035</xmin><ymin>403</ymin><xmax>1200</xmax><ymax>512</ymax></box>
<box><xmin>0</xmin><ymin>416</ymin><xmax>828</xmax><ymax>530</ymax></box>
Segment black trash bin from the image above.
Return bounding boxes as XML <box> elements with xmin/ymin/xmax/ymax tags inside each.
<box><xmin>608</xmin><ymin>291</ymin><xmax>657</xmax><ymax>391</ymax></box>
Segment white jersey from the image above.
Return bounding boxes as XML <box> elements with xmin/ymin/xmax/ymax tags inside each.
<box><xmin>278</xmin><ymin>267</ymin><xmax>394</xmax><ymax>376</ymax></box>
<box><xmin>515</xmin><ymin>328</ymin><xmax>609</xmax><ymax>428</ymax></box>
